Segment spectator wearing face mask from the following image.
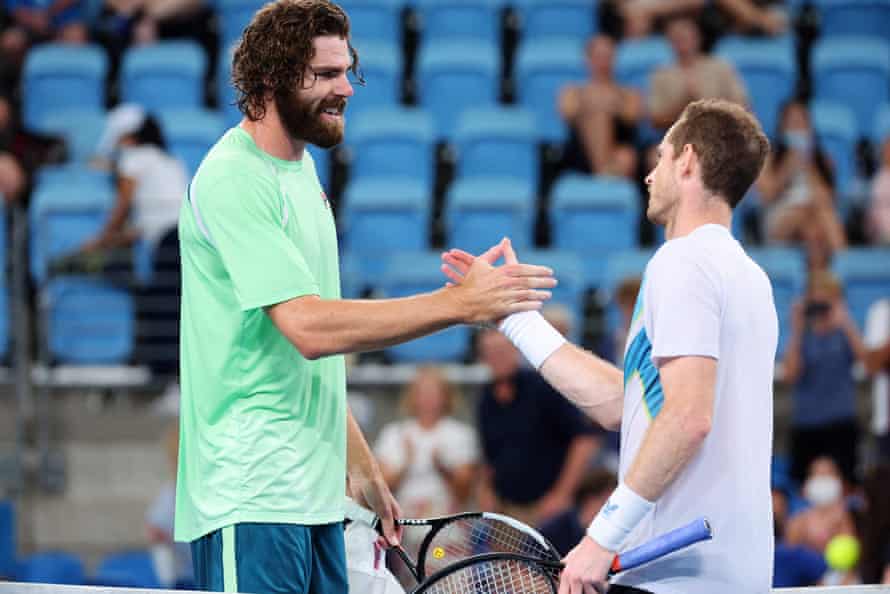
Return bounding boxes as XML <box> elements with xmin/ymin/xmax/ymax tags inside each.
<box><xmin>755</xmin><ymin>100</ymin><xmax>845</xmax><ymax>270</ymax></box>
<box><xmin>786</xmin><ymin>456</ymin><xmax>856</xmax><ymax>554</ymax></box>
<box><xmin>784</xmin><ymin>270</ymin><xmax>867</xmax><ymax>485</ymax></box>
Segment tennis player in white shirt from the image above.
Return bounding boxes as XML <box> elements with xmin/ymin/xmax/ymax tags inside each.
<box><xmin>443</xmin><ymin>99</ymin><xmax>778</xmax><ymax>594</ymax></box>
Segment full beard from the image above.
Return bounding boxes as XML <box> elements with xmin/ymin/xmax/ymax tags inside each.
<box><xmin>275</xmin><ymin>87</ymin><xmax>345</xmax><ymax>149</ymax></box>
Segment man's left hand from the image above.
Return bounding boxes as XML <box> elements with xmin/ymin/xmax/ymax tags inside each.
<box><xmin>558</xmin><ymin>536</ymin><xmax>614</xmax><ymax>594</ymax></box>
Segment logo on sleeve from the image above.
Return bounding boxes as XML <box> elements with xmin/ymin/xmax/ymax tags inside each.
<box><xmin>603</xmin><ymin>501</ymin><xmax>619</xmax><ymax>517</ymax></box>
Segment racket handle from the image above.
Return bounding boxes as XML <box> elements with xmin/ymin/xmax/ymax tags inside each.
<box><xmin>610</xmin><ymin>517</ymin><xmax>712</xmax><ymax>574</ymax></box>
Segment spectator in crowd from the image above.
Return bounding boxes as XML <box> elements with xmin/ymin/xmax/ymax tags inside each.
<box><xmin>558</xmin><ymin>35</ymin><xmax>641</xmax><ymax>179</ymax></box>
<box><xmin>703</xmin><ymin>0</ymin><xmax>788</xmax><ymax>37</ymax></box>
<box><xmin>756</xmin><ymin>100</ymin><xmax>846</xmax><ymax>270</ymax></box>
<box><xmin>538</xmin><ymin>469</ymin><xmax>617</xmax><ymax>556</ymax></box>
<box><xmin>475</xmin><ymin>328</ymin><xmax>599</xmax><ymax>527</ymax></box>
<box><xmin>374</xmin><ymin>367</ymin><xmax>478</xmax><ymax>518</ymax></box>
<box><xmin>612</xmin><ymin>275</ymin><xmax>642</xmax><ymax>366</ymax></box>
<box><xmin>865</xmin><ymin>297</ymin><xmax>890</xmax><ymax>462</ymax></box>
<box><xmin>773</xmin><ymin>482</ymin><xmax>829</xmax><ymax>588</ymax></box>
<box><xmin>859</xmin><ymin>464</ymin><xmax>890</xmax><ymax>584</ymax></box>
<box><xmin>867</xmin><ymin>136</ymin><xmax>890</xmax><ymax>245</ymax></box>
<box><xmin>785</xmin><ymin>270</ymin><xmax>867</xmax><ymax>484</ymax></box>
<box><xmin>94</xmin><ymin>0</ymin><xmax>214</xmax><ymax>79</ymax></box>
<box><xmin>599</xmin><ymin>0</ymin><xmax>705</xmax><ymax>39</ymax></box>
<box><xmin>0</xmin><ymin>97</ymin><xmax>26</xmax><ymax>204</ymax></box>
<box><xmin>51</xmin><ymin>106</ymin><xmax>186</xmax><ymax>282</ymax></box>
<box><xmin>648</xmin><ymin>16</ymin><xmax>747</xmax><ymax>131</ymax></box>
<box><xmin>786</xmin><ymin>456</ymin><xmax>857</xmax><ymax>554</ymax></box>
<box><xmin>1</xmin><ymin>0</ymin><xmax>88</xmax><ymax>78</ymax></box>
<box><xmin>146</xmin><ymin>420</ymin><xmax>193</xmax><ymax>589</ymax></box>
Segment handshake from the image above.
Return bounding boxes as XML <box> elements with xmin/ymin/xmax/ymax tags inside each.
<box><xmin>435</xmin><ymin>237</ymin><xmax>559</xmax><ymax>327</ymax></box>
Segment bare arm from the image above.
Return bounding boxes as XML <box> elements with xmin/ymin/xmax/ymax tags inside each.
<box><xmin>618</xmin><ymin>88</ymin><xmax>643</xmax><ymax>125</ymax></box>
<box><xmin>782</xmin><ymin>302</ymin><xmax>805</xmax><ymax>384</ymax></box>
<box><xmin>539</xmin><ymin>344</ymin><xmax>624</xmax><ymax>430</ymax></box>
<box><xmin>89</xmin><ymin>177</ymin><xmax>137</xmax><ymax>248</ymax></box>
<box><xmin>623</xmin><ymin>356</ymin><xmax>715</xmax><ymax>501</ymax></box>
<box><xmin>267</xmin><ymin>250</ymin><xmax>555</xmax><ymax>360</ymax></box>
<box><xmin>346</xmin><ymin>407</ymin><xmax>402</xmax><ymax>545</ymax></box>
<box><xmin>866</xmin><ymin>340</ymin><xmax>890</xmax><ymax>375</ymax></box>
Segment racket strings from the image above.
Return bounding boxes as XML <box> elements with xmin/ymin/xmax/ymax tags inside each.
<box><xmin>419</xmin><ymin>557</ymin><xmax>559</xmax><ymax>594</ymax></box>
<box><xmin>423</xmin><ymin>518</ymin><xmax>557</xmax><ymax>576</ymax></box>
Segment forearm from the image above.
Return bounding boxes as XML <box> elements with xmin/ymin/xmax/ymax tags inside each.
<box><xmin>144</xmin><ymin>0</ymin><xmax>203</xmax><ymax>20</ymax></box>
<box><xmin>346</xmin><ymin>407</ymin><xmax>381</xmax><ymax>485</ymax></box>
<box><xmin>539</xmin><ymin>344</ymin><xmax>624</xmax><ymax>430</ymax></box>
<box><xmin>715</xmin><ymin>0</ymin><xmax>766</xmax><ymax>28</ymax></box>
<box><xmin>782</xmin><ymin>332</ymin><xmax>803</xmax><ymax>383</ymax></box>
<box><xmin>865</xmin><ymin>341</ymin><xmax>890</xmax><ymax>375</ymax></box>
<box><xmin>268</xmin><ymin>291</ymin><xmax>462</xmax><ymax>360</ymax></box>
<box><xmin>623</xmin><ymin>407</ymin><xmax>710</xmax><ymax>501</ymax></box>
<box><xmin>550</xmin><ymin>436</ymin><xmax>598</xmax><ymax>499</ymax></box>
<box><xmin>843</xmin><ymin>323</ymin><xmax>868</xmax><ymax>363</ymax></box>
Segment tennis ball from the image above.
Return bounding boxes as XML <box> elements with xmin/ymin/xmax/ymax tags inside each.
<box><xmin>824</xmin><ymin>535</ymin><xmax>860</xmax><ymax>571</ymax></box>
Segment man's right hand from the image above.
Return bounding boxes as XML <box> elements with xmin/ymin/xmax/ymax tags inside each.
<box><xmin>445</xmin><ymin>238</ymin><xmax>557</xmax><ymax>326</ymax></box>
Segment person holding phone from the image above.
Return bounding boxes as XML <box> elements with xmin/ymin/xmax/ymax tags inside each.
<box><xmin>784</xmin><ymin>270</ymin><xmax>868</xmax><ymax>486</ymax></box>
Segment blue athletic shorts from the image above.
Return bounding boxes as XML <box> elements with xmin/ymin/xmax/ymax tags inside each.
<box><xmin>190</xmin><ymin>522</ymin><xmax>348</xmax><ymax>594</ymax></box>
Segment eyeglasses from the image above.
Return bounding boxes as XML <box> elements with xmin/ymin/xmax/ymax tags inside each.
<box><xmin>303</xmin><ymin>66</ymin><xmax>366</xmax><ymax>89</ymax></box>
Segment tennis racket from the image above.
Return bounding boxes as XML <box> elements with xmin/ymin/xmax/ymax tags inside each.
<box><xmin>344</xmin><ymin>497</ymin><xmax>562</xmax><ymax>582</ymax></box>
<box><xmin>411</xmin><ymin>517</ymin><xmax>714</xmax><ymax>594</ymax></box>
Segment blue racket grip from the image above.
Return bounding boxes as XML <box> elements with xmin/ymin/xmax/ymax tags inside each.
<box><xmin>610</xmin><ymin>517</ymin><xmax>712</xmax><ymax>574</ymax></box>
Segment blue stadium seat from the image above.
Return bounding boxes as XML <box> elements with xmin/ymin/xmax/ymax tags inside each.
<box><xmin>453</xmin><ymin>107</ymin><xmax>538</xmax><ymax>188</ymax></box>
<box><xmin>341</xmin><ymin>177</ymin><xmax>430</xmax><ymax>279</ymax></box>
<box><xmin>417</xmin><ymin>41</ymin><xmax>499</xmax><ymax>140</ymax></box>
<box><xmin>347</xmin><ymin>40</ymin><xmax>402</xmax><ymax>120</ymax></box>
<box><xmin>747</xmin><ymin>247</ymin><xmax>807</xmax><ymax>357</ymax></box>
<box><xmin>521</xmin><ymin>249</ymin><xmax>587</xmax><ymax>342</ymax></box>
<box><xmin>514</xmin><ymin>0</ymin><xmax>596</xmax><ymax>45</ymax></box>
<box><xmin>157</xmin><ymin>109</ymin><xmax>225</xmax><ymax>176</ymax></box>
<box><xmin>35</xmin><ymin>109</ymin><xmax>106</xmax><ymax>163</ymax></box>
<box><xmin>381</xmin><ymin>252</ymin><xmax>470</xmax><ymax>362</ymax></box>
<box><xmin>45</xmin><ymin>277</ymin><xmax>134</xmax><ymax>364</ymax></box>
<box><xmin>339</xmin><ymin>251</ymin><xmax>363</xmax><ymax>298</ymax></box>
<box><xmin>218</xmin><ymin>43</ymin><xmax>241</xmax><ymax>126</ymax></box>
<box><xmin>0</xmin><ymin>500</ymin><xmax>14</xmax><ymax>578</ymax></box>
<box><xmin>871</xmin><ymin>103</ymin><xmax>890</xmax><ymax>148</ymax></box>
<box><xmin>813</xmin><ymin>0</ymin><xmax>890</xmax><ymax>42</ymax></box>
<box><xmin>217</xmin><ymin>0</ymin><xmax>266</xmax><ymax>47</ymax></box>
<box><xmin>415</xmin><ymin>0</ymin><xmax>500</xmax><ymax>46</ymax></box>
<box><xmin>551</xmin><ymin>175</ymin><xmax>640</xmax><ymax>283</ymax></box>
<box><xmin>93</xmin><ymin>551</ymin><xmax>160</xmax><ymax>588</ymax></box>
<box><xmin>16</xmin><ymin>551</ymin><xmax>85</xmax><ymax>584</ymax></box>
<box><xmin>833</xmin><ymin>248</ymin><xmax>890</xmax><ymax>330</ymax></box>
<box><xmin>29</xmin><ymin>171</ymin><xmax>115</xmax><ymax>284</ymax></box>
<box><xmin>601</xmin><ymin>249</ymin><xmax>654</xmax><ymax>334</ymax></box>
<box><xmin>716</xmin><ymin>36</ymin><xmax>796</xmax><ymax>138</ymax></box>
<box><xmin>307</xmin><ymin>146</ymin><xmax>332</xmax><ymax>193</ymax></box>
<box><xmin>811</xmin><ymin>37</ymin><xmax>890</xmax><ymax>140</ymax></box>
<box><xmin>615</xmin><ymin>36</ymin><xmax>674</xmax><ymax>94</ymax></box>
<box><xmin>22</xmin><ymin>43</ymin><xmax>108</xmax><ymax>131</ymax></box>
<box><xmin>338</xmin><ymin>0</ymin><xmax>402</xmax><ymax>45</ymax></box>
<box><xmin>121</xmin><ymin>41</ymin><xmax>207</xmax><ymax>112</ymax></box>
<box><xmin>347</xmin><ymin>107</ymin><xmax>436</xmax><ymax>186</ymax></box>
<box><xmin>444</xmin><ymin>176</ymin><xmax>535</xmax><ymax>255</ymax></box>
<box><xmin>810</xmin><ymin>101</ymin><xmax>858</xmax><ymax>197</ymax></box>
<box><xmin>515</xmin><ymin>39</ymin><xmax>585</xmax><ymax>143</ymax></box>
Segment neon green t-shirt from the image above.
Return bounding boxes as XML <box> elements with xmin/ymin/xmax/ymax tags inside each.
<box><xmin>174</xmin><ymin>127</ymin><xmax>346</xmax><ymax>542</ymax></box>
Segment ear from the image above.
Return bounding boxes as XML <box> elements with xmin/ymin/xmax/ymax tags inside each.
<box><xmin>679</xmin><ymin>143</ymin><xmax>696</xmax><ymax>179</ymax></box>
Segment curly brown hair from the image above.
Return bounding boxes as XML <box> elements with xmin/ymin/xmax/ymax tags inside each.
<box><xmin>231</xmin><ymin>0</ymin><xmax>360</xmax><ymax>121</ymax></box>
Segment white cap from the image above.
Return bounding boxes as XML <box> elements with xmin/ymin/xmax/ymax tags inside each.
<box><xmin>95</xmin><ymin>103</ymin><xmax>146</xmax><ymax>158</ymax></box>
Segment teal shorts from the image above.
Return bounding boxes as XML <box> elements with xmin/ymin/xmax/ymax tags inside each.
<box><xmin>190</xmin><ymin>522</ymin><xmax>347</xmax><ymax>594</ymax></box>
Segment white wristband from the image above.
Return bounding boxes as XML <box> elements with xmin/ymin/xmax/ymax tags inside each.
<box><xmin>498</xmin><ymin>311</ymin><xmax>566</xmax><ymax>369</ymax></box>
<box><xmin>587</xmin><ymin>483</ymin><xmax>654</xmax><ymax>552</ymax></box>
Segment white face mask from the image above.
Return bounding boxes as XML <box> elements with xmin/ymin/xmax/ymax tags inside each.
<box><xmin>804</xmin><ymin>475</ymin><xmax>842</xmax><ymax>507</ymax></box>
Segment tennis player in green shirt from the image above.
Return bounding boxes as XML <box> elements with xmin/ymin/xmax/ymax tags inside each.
<box><xmin>174</xmin><ymin>1</ymin><xmax>557</xmax><ymax>592</ymax></box>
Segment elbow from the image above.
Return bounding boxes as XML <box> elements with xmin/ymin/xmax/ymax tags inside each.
<box><xmin>680</xmin><ymin>412</ymin><xmax>712</xmax><ymax>447</ymax></box>
<box><xmin>289</xmin><ymin>330</ymin><xmax>326</xmax><ymax>361</ymax></box>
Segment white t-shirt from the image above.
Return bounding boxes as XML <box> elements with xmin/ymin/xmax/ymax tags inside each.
<box><xmin>865</xmin><ymin>299</ymin><xmax>890</xmax><ymax>436</ymax></box>
<box><xmin>118</xmin><ymin>145</ymin><xmax>188</xmax><ymax>248</ymax></box>
<box><xmin>374</xmin><ymin>417</ymin><xmax>479</xmax><ymax>517</ymax></box>
<box><xmin>611</xmin><ymin>224</ymin><xmax>778</xmax><ymax>594</ymax></box>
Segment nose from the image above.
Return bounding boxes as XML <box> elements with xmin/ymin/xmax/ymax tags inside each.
<box><xmin>645</xmin><ymin>172</ymin><xmax>653</xmax><ymax>186</ymax></box>
<box><xmin>337</xmin><ymin>74</ymin><xmax>354</xmax><ymax>98</ymax></box>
